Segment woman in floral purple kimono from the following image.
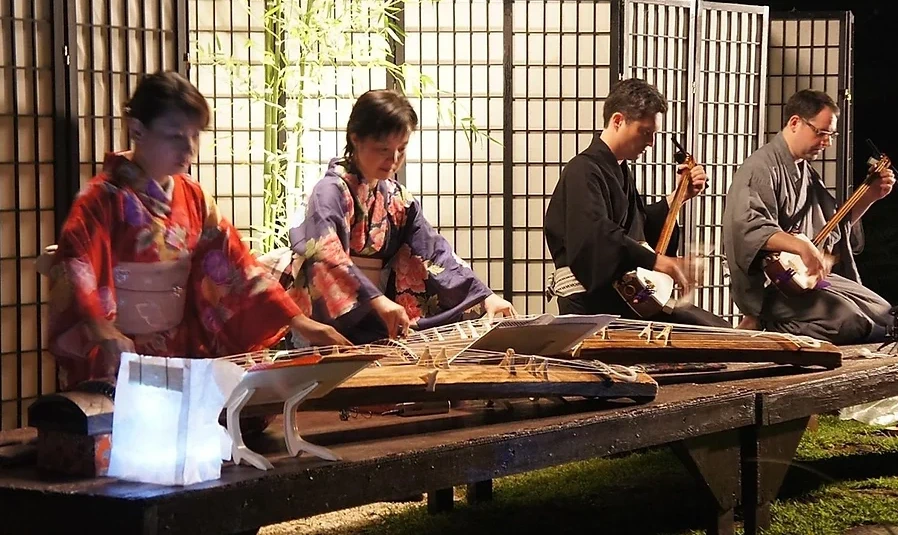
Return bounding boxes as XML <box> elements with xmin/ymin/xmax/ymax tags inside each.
<box><xmin>283</xmin><ymin>89</ymin><xmax>516</xmax><ymax>344</ymax></box>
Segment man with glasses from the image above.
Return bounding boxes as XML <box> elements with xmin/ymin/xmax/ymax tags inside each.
<box><xmin>723</xmin><ymin>89</ymin><xmax>895</xmax><ymax>344</ymax></box>
<box><xmin>544</xmin><ymin>77</ymin><xmax>729</xmax><ymax>327</ymax></box>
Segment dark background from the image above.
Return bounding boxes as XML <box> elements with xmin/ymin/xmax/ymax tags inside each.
<box><xmin>731</xmin><ymin>0</ymin><xmax>898</xmax><ymax>303</ymax></box>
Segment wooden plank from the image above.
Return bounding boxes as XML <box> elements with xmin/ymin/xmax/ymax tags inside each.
<box><xmin>726</xmin><ymin>357</ymin><xmax>898</xmax><ymax>425</ymax></box>
<box><xmin>0</xmin><ymin>428</ymin><xmax>37</xmax><ymax>448</ymax></box>
<box><xmin>0</xmin><ymin>384</ymin><xmax>755</xmax><ymax>535</ymax></box>
<box><xmin>245</xmin><ymin>398</ymin><xmax>657</xmax><ymax>455</ymax></box>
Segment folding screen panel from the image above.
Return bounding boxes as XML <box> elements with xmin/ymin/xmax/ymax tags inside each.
<box><xmin>402</xmin><ymin>0</ymin><xmax>506</xmax><ymax>297</ymax></box>
<box><xmin>0</xmin><ymin>0</ymin><xmax>181</xmax><ymax>429</ymax></box>
<box><xmin>187</xmin><ymin>0</ymin><xmax>615</xmax><ymax>315</ymax></box>
<box><xmin>405</xmin><ymin>0</ymin><xmax>616</xmax><ymax>315</ymax></box>
<box><xmin>617</xmin><ymin>0</ymin><xmax>768</xmax><ymax>323</ymax></box>
<box><xmin>510</xmin><ymin>0</ymin><xmax>614</xmax><ymax>314</ymax></box>
<box><xmin>620</xmin><ymin>0</ymin><xmax>694</xmax><ymax>234</ymax></box>
<box><xmin>690</xmin><ymin>2</ymin><xmax>768</xmax><ymax>322</ymax></box>
<box><xmin>291</xmin><ymin>4</ymin><xmax>390</xmax><ymax>212</ymax></box>
<box><xmin>767</xmin><ymin>12</ymin><xmax>853</xmax><ymax>203</ymax></box>
<box><xmin>0</xmin><ymin>0</ymin><xmax>56</xmax><ymax>430</ymax></box>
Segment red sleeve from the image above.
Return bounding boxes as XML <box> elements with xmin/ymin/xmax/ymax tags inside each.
<box><xmin>51</xmin><ymin>179</ymin><xmax>117</xmax><ymax>324</ymax></box>
<box><xmin>47</xmin><ymin>178</ymin><xmax>119</xmax><ymax>389</ymax></box>
<box><xmin>188</xmin><ymin>194</ymin><xmax>301</xmax><ymax>355</ymax></box>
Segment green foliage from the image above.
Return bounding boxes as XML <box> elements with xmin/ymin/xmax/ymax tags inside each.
<box><xmin>193</xmin><ymin>0</ymin><xmax>499</xmax><ymax>254</ymax></box>
<box><xmin>796</xmin><ymin>415</ymin><xmax>898</xmax><ymax>461</ymax></box>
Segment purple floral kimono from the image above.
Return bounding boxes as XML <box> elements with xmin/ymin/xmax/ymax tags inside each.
<box><xmin>276</xmin><ymin>158</ymin><xmax>493</xmax><ymax>344</ymax></box>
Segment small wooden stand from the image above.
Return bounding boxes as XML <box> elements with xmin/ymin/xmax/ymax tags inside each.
<box><xmin>27</xmin><ymin>385</ymin><xmax>115</xmax><ymax>477</ymax></box>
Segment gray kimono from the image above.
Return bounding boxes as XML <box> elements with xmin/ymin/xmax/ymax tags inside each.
<box><xmin>722</xmin><ymin>131</ymin><xmax>892</xmax><ymax>345</ymax></box>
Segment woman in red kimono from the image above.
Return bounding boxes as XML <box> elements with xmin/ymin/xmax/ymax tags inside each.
<box><xmin>277</xmin><ymin>89</ymin><xmax>517</xmax><ymax>344</ymax></box>
<box><xmin>46</xmin><ymin>71</ymin><xmax>350</xmax><ymax>390</ymax></box>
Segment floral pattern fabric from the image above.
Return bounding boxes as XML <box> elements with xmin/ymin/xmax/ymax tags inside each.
<box><xmin>48</xmin><ymin>151</ymin><xmax>300</xmax><ymax>389</ymax></box>
<box><xmin>285</xmin><ymin>158</ymin><xmax>493</xmax><ymax>344</ymax></box>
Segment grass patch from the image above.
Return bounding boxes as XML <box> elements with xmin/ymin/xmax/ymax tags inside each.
<box><xmin>763</xmin><ymin>479</ymin><xmax>898</xmax><ymax>535</ymax></box>
<box><xmin>796</xmin><ymin>416</ymin><xmax>898</xmax><ymax>461</ymax></box>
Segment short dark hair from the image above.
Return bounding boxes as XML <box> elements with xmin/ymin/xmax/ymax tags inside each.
<box><xmin>603</xmin><ymin>78</ymin><xmax>668</xmax><ymax>126</ymax></box>
<box><xmin>344</xmin><ymin>89</ymin><xmax>418</xmax><ymax>159</ymax></box>
<box><xmin>124</xmin><ymin>71</ymin><xmax>210</xmax><ymax>129</ymax></box>
<box><xmin>783</xmin><ymin>89</ymin><xmax>839</xmax><ymax>125</ymax></box>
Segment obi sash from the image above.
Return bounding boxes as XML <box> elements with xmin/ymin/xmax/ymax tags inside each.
<box><xmin>545</xmin><ymin>266</ymin><xmax>587</xmax><ymax>300</ymax></box>
<box><xmin>113</xmin><ymin>259</ymin><xmax>190</xmax><ymax>335</ymax></box>
<box><xmin>351</xmin><ymin>255</ymin><xmax>386</xmax><ymax>293</ymax></box>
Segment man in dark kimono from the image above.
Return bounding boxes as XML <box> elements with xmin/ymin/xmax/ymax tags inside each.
<box><xmin>722</xmin><ymin>89</ymin><xmax>895</xmax><ymax>344</ymax></box>
<box><xmin>544</xmin><ymin>78</ymin><xmax>730</xmax><ymax>327</ymax></box>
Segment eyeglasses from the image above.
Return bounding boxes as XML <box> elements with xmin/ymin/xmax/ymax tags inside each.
<box><xmin>801</xmin><ymin>117</ymin><xmax>839</xmax><ymax>139</ymax></box>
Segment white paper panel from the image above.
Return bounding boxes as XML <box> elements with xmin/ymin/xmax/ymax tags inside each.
<box><xmin>691</xmin><ymin>2</ymin><xmax>769</xmax><ymax>322</ymax></box>
<box><xmin>190</xmin><ymin>0</ymin><xmax>389</xmax><ymax>246</ymax></box>
<box><xmin>403</xmin><ymin>0</ymin><xmax>506</xmax><ymax>295</ymax></box>
<box><xmin>622</xmin><ymin>0</ymin><xmax>694</xmax><ymax>252</ymax></box>
<box><xmin>77</xmin><ymin>0</ymin><xmax>177</xmax><ymax>189</ymax></box>
<box><xmin>510</xmin><ymin>0</ymin><xmax>614</xmax><ymax>314</ymax></box>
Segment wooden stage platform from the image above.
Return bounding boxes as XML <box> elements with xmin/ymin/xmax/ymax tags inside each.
<box><xmin>1</xmin><ymin>344</ymin><xmax>897</xmax><ymax>535</ymax></box>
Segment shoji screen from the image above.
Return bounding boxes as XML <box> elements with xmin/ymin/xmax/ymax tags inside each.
<box><xmin>75</xmin><ymin>0</ymin><xmax>181</xmax><ymax>189</ymax></box>
<box><xmin>402</xmin><ymin>0</ymin><xmax>506</xmax><ymax>299</ymax></box>
<box><xmin>0</xmin><ymin>0</ymin><xmax>181</xmax><ymax>430</ymax></box>
<box><xmin>620</xmin><ymin>0</ymin><xmax>694</xmax><ymax>244</ymax></box>
<box><xmin>189</xmin><ymin>0</ymin><xmax>266</xmax><ymax>240</ymax></box>
<box><xmin>691</xmin><ymin>2</ymin><xmax>768</xmax><ymax>323</ymax></box>
<box><xmin>189</xmin><ymin>1</ymin><xmax>615</xmax><ymax>316</ymax></box>
<box><xmin>294</xmin><ymin>4</ymin><xmax>391</xmax><ymax>206</ymax></box>
<box><xmin>0</xmin><ymin>0</ymin><xmax>55</xmax><ymax>429</ymax></box>
<box><xmin>617</xmin><ymin>0</ymin><xmax>768</xmax><ymax>323</ymax></box>
<box><xmin>767</xmin><ymin>12</ymin><xmax>853</xmax><ymax>203</ymax></box>
<box><xmin>511</xmin><ymin>0</ymin><xmax>614</xmax><ymax>314</ymax></box>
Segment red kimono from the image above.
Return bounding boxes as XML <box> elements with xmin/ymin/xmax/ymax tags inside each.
<box><xmin>48</xmin><ymin>152</ymin><xmax>301</xmax><ymax>389</ymax></box>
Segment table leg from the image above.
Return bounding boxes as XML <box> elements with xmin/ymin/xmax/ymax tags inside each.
<box><xmin>427</xmin><ymin>487</ymin><xmax>454</xmax><ymax>513</ymax></box>
<box><xmin>672</xmin><ymin>428</ymin><xmax>741</xmax><ymax>535</ymax></box>
<box><xmin>741</xmin><ymin>417</ymin><xmax>809</xmax><ymax>535</ymax></box>
<box><xmin>466</xmin><ymin>480</ymin><xmax>493</xmax><ymax>505</ymax></box>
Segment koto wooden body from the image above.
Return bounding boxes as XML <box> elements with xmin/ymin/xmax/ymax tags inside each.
<box><xmin>576</xmin><ymin>327</ymin><xmax>842</xmax><ymax>369</ymax></box>
<box><xmin>302</xmin><ymin>363</ymin><xmax>658</xmax><ymax>409</ymax></box>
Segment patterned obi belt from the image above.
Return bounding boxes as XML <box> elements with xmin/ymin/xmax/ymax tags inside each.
<box><xmin>113</xmin><ymin>259</ymin><xmax>191</xmax><ymax>335</ymax></box>
<box><xmin>545</xmin><ymin>266</ymin><xmax>587</xmax><ymax>300</ymax></box>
